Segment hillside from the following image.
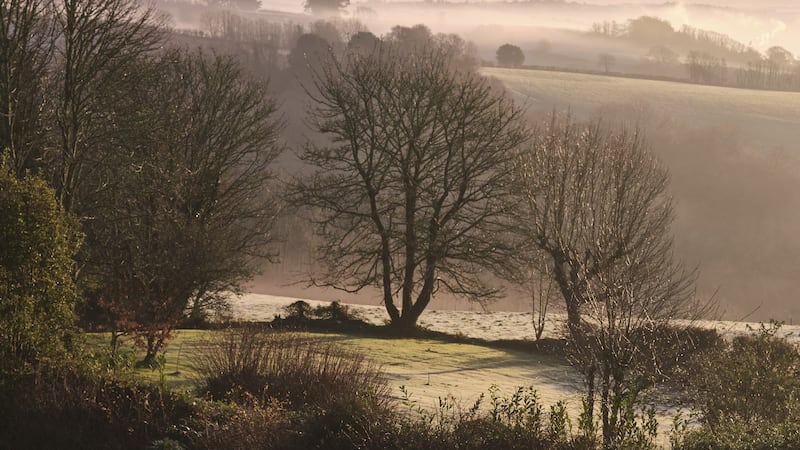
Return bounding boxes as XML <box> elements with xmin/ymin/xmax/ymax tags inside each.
<box><xmin>485</xmin><ymin>67</ymin><xmax>800</xmax><ymax>322</ymax></box>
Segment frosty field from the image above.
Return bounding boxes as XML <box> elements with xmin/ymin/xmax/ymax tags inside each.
<box><xmin>482</xmin><ymin>67</ymin><xmax>800</xmax><ymax>157</ymax></box>
<box><xmin>226</xmin><ymin>293</ymin><xmax>800</xmax><ymax>443</ymax></box>
<box><xmin>102</xmin><ymin>292</ymin><xmax>800</xmax><ymax>447</ymax></box>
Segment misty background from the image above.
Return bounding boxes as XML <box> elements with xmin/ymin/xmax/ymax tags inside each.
<box><xmin>158</xmin><ymin>0</ymin><xmax>800</xmax><ymax>322</ymax></box>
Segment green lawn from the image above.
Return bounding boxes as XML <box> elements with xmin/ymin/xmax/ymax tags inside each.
<box><xmin>88</xmin><ymin>329</ymin><xmax>579</xmax><ymax>408</ymax></box>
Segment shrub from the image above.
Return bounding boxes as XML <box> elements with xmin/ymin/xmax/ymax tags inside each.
<box><xmin>0</xmin><ymin>158</ymin><xmax>82</xmax><ymax>378</ymax></box>
<box><xmin>313</xmin><ymin>301</ymin><xmax>360</xmax><ymax>322</ymax></box>
<box><xmin>0</xmin><ymin>360</ymin><xmax>194</xmax><ymax>450</ymax></box>
<box><xmin>395</xmin><ymin>385</ymin><xmax>584</xmax><ymax>450</ymax></box>
<box><xmin>284</xmin><ymin>300</ymin><xmax>313</xmax><ymax>320</ymax></box>
<box><xmin>178</xmin><ymin>397</ymin><xmax>293</xmax><ymax>450</ymax></box>
<box><xmin>676</xmin><ymin>418</ymin><xmax>800</xmax><ymax>450</ymax></box>
<box><xmin>686</xmin><ymin>321</ymin><xmax>800</xmax><ymax>427</ymax></box>
<box><xmin>194</xmin><ymin>328</ymin><xmax>390</xmax><ymax>409</ymax></box>
<box><xmin>672</xmin><ymin>322</ymin><xmax>800</xmax><ymax>450</ymax></box>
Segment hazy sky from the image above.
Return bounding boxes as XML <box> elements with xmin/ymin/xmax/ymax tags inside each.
<box><xmin>264</xmin><ymin>1</ymin><xmax>800</xmax><ymax>54</ymax></box>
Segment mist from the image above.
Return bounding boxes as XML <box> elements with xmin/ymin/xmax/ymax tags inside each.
<box><xmin>345</xmin><ymin>1</ymin><xmax>800</xmax><ymax>57</ymax></box>
<box><xmin>165</xmin><ymin>0</ymin><xmax>800</xmax><ymax>321</ymax></box>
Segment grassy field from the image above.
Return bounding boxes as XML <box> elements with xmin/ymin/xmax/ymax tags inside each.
<box><xmin>482</xmin><ymin>67</ymin><xmax>800</xmax><ymax>153</ymax></box>
<box><xmin>93</xmin><ymin>328</ymin><xmax>580</xmax><ymax>411</ymax></box>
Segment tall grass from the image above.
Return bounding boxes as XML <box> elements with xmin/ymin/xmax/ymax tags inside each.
<box><xmin>193</xmin><ymin>328</ymin><xmax>390</xmax><ymax>408</ymax></box>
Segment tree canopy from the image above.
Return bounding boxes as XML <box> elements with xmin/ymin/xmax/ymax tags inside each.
<box><xmin>496</xmin><ymin>43</ymin><xmax>525</xmax><ymax>67</ymax></box>
<box><xmin>304</xmin><ymin>0</ymin><xmax>348</xmax><ymax>16</ymax></box>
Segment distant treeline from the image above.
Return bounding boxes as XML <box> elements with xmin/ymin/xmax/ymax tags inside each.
<box><xmin>167</xmin><ymin>7</ymin><xmax>479</xmax><ymax>77</ymax></box>
<box><xmin>592</xmin><ymin>16</ymin><xmax>800</xmax><ymax>91</ymax></box>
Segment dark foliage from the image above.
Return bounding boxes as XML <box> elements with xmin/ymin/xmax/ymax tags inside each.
<box><xmin>0</xmin><ymin>362</ymin><xmax>194</xmax><ymax>450</ymax></box>
<box><xmin>496</xmin><ymin>43</ymin><xmax>525</xmax><ymax>67</ymax></box>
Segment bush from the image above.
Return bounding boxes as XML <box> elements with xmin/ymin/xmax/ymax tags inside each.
<box><xmin>284</xmin><ymin>300</ymin><xmax>313</xmax><ymax>320</ymax></box>
<box><xmin>313</xmin><ymin>301</ymin><xmax>360</xmax><ymax>322</ymax></box>
<box><xmin>0</xmin><ymin>359</ymin><xmax>194</xmax><ymax>450</ymax></box>
<box><xmin>0</xmin><ymin>158</ymin><xmax>82</xmax><ymax>378</ymax></box>
<box><xmin>686</xmin><ymin>321</ymin><xmax>800</xmax><ymax>427</ymax></box>
<box><xmin>282</xmin><ymin>300</ymin><xmax>360</xmax><ymax>322</ymax></box>
<box><xmin>194</xmin><ymin>328</ymin><xmax>390</xmax><ymax>409</ymax></box>
<box><xmin>672</xmin><ymin>322</ymin><xmax>800</xmax><ymax>450</ymax></box>
<box><xmin>393</xmin><ymin>385</ymin><xmax>584</xmax><ymax>450</ymax></box>
<box><xmin>676</xmin><ymin>418</ymin><xmax>800</xmax><ymax>450</ymax></box>
<box><xmin>178</xmin><ymin>397</ymin><xmax>293</xmax><ymax>450</ymax></box>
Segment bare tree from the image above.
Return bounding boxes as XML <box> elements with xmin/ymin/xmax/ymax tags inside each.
<box><xmin>525</xmin><ymin>265</ymin><xmax>558</xmax><ymax>341</ymax></box>
<box><xmin>290</xmin><ymin>46</ymin><xmax>529</xmax><ymax>331</ymax></box>
<box><xmin>0</xmin><ymin>0</ymin><xmax>52</xmax><ymax>176</ymax></box>
<box><xmin>82</xmin><ymin>51</ymin><xmax>282</xmax><ymax>364</ymax></box>
<box><xmin>513</xmin><ymin>115</ymin><xmax>706</xmax><ymax>446</ymax></box>
<box><xmin>524</xmin><ymin>264</ymin><xmax>559</xmax><ymax>341</ymax></box>
<box><xmin>49</xmin><ymin>0</ymin><xmax>164</xmax><ymax>213</ymax></box>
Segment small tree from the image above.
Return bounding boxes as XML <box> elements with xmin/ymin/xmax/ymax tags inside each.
<box><xmin>513</xmin><ymin>116</ymin><xmax>705</xmax><ymax>446</ymax></box>
<box><xmin>526</xmin><ymin>266</ymin><xmax>558</xmax><ymax>342</ymax></box>
<box><xmin>291</xmin><ymin>46</ymin><xmax>529</xmax><ymax>331</ymax></box>
<box><xmin>688</xmin><ymin>322</ymin><xmax>800</xmax><ymax>428</ymax></box>
<box><xmin>0</xmin><ymin>156</ymin><xmax>81</xmax><ymax>376</ymax></box>
<box><xmin>496</xmin><ymin>43</ymin><xmax>525</xmax><ymax>68</ymax></box>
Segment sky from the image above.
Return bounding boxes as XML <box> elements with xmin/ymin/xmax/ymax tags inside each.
<box><xmin>263</xmin><ymin>0</ymin><xmax>800</xmax><ymax>55</ymax></box>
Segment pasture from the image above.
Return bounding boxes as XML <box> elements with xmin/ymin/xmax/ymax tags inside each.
<box><xmin>482</xmin><ymin>67</ymin><xmax>800</xmax><ymax>152</ymax></box>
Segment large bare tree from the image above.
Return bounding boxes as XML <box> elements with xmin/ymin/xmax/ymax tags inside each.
<box><xmin>513</xmin><ymin>116</ymin><xmax>707</xmax><ymax>446</ymax></box>
<box><xmin>291</xmin><ymin>47</ymin><xmax>529</xmax><ymax>330</ymax></box>
<box><xmin>82</xmin><ymin>51</ymin><xmax>283</xmax><ymax>363</ymax></box>
<box><xmin>50</xmin><ymin>0</ymin><xmax>164</xmax><ymax>213</ymax></box>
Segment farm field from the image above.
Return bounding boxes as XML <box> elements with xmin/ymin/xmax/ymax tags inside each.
<box><xmin>482</xmin><ymin>67</ymin><xmax>800</xmax><ymax>151</ymax></box>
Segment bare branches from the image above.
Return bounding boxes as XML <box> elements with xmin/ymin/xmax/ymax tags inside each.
<box><xmin>82</xmin><ymin>50</ymin><xmax>283</xmax><ymax>362</ymax></box>
<box><xmin>514</xmin><ymin>116</ymin><xmax>696</xmax><ymax>328</ymax></box>
<box><xmin>0</xmin><ymin>0</ymin><xmax>53</xmax><ymax>175</ymax></box>
<box><xmin>291</xmin><ymin>45</ymin><xmax>530</xmax><ymax>329</ymax></box>
<box><xmin>513</xmin><ymin>114</ymin><xmax>709</xmax><ymax>445</ymax></box>
<box><xmin>50</xmin><ymin>0</ymin><xmax>165</xmax><ymax>212</ymax></box>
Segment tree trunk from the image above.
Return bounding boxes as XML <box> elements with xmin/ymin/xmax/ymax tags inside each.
<box><xmin>580</xmin><ymin>365</ymin><xmax>597</xmax><ymax>438</ymax></box>
<box><xmin>109</xmin><ymin>328</ymin><xmax>121</xmax><ymax>363</ymax></box>
<box><xmin>383</xmin><ymin>293</ymin><xmax>400</xmax><ymax>324</ymax></box>
<box><xmin>601</xmin><ymin>367</ymin><xmax>613</xmax><ymax>449</ymax></box>
<box><xmin>141</xmin><ymin>334</ymin><xmax>160</xmax><ymax>367</ymax></box>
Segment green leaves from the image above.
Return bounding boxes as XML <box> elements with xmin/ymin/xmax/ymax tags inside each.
<box><xmin>0</xmin><ymin>156</ymin><xmax>81</xmax><ymax>375</ymax></box>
